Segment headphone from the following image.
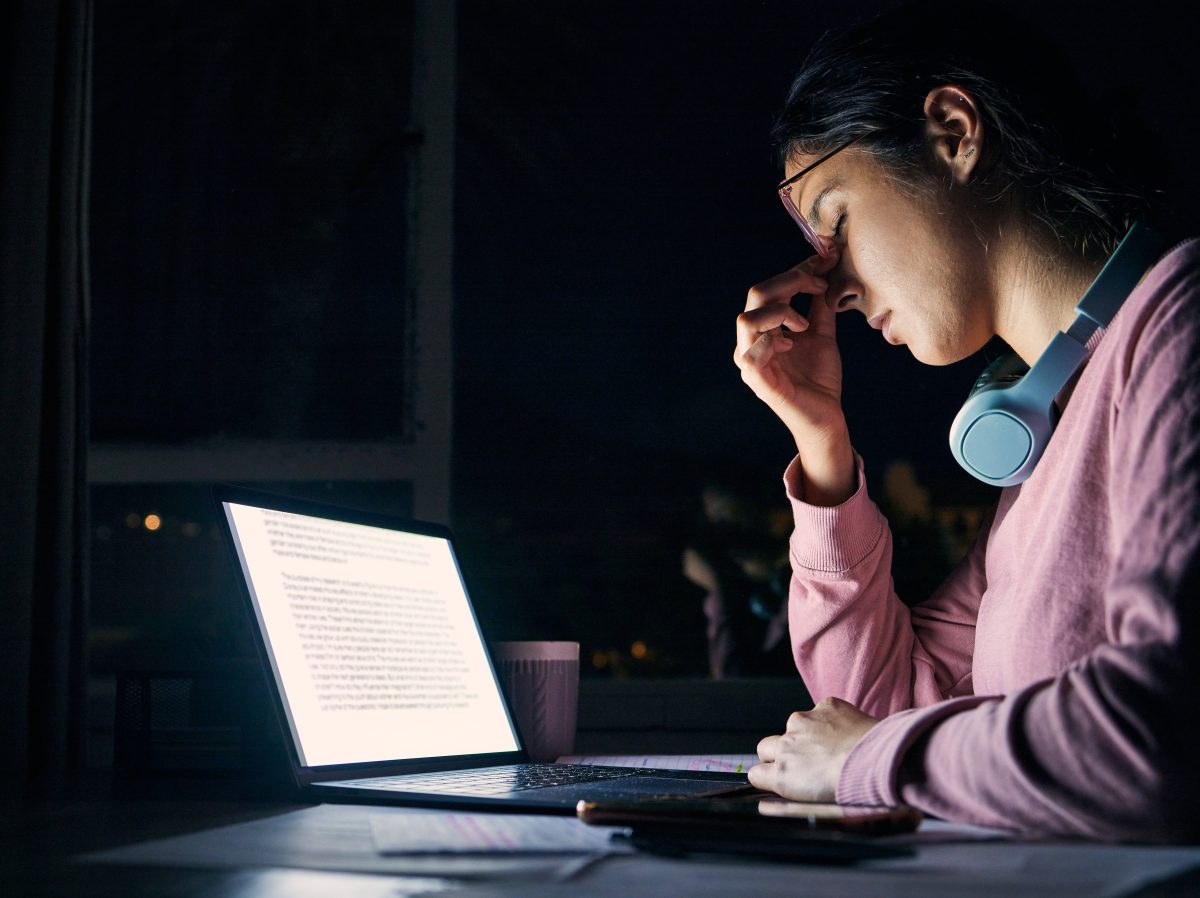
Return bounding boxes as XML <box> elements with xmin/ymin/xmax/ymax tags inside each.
<box><xmin>949</xmin><ymin>221</ymin><xmax>1166</xmax><ymax>487</ymax></box>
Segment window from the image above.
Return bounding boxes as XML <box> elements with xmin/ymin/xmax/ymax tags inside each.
<box><xmin>87</xmin><ymin>0</ymin><xmax>454</xmax><ymax>767</ymax></box>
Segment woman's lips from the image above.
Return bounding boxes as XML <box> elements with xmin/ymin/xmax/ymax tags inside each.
<box><xmin>882</xmin><ymin>312</ymin><xmax>898</xmax><ymax>344</ymax></box>
<box><xmin>869</xmin><ymin>311</ymin><xmax>897</xmax><ymax>344</ymax></box>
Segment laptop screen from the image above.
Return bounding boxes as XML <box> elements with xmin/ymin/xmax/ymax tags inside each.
<box><xmin>220</xmin><ymin>499</ymin><xmax>521</xmax><ymax>768</ymax></box>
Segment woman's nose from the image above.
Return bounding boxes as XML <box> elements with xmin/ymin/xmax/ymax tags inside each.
<box><xmin>834</xmin><ymin>291</ymin><xmax>860</xmax><ymax>312</ymax></box>
<box><xmin>827</xmin><ymin>278</ymin><xmax>861</xmax><ymax>312</ymax></box>
<box><xmin>815</xmin><ymin>246</ymin><xmax>859</xmax><ymax>311</ymax></box>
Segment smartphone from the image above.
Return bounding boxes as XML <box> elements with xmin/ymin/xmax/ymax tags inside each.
<box><xmin>577</xmin><ymin>795</ymin><xmax>921</xmax><ymax>863</ymax></box>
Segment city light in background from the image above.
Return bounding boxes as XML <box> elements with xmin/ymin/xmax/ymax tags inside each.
<box><xmin>101</xmin><ymin>510</ymin><xmax>205</xmax><ymax>539</ymax></box>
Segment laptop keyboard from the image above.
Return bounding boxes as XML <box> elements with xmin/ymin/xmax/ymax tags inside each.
<box><xmin>339</xmin><ymin>763</ymin><xmax>640</xmax><ymax>796</ymax></box>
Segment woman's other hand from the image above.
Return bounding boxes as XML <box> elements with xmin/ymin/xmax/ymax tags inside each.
<box><xmin>748</xmin><ymin>697</ymin><xmax>879</xmax><ymax>801</ymax></box>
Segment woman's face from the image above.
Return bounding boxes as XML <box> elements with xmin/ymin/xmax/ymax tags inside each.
<box><xmin>786</xmin><ymin>146</ymin><xmax>995</xmax><ymax>365</ymax></box>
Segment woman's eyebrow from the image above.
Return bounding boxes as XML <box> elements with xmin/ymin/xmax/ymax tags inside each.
<box><xmin>806</xmin><ymin>177</ymin><xmax>843</xmax><ymax>231</ymax></box>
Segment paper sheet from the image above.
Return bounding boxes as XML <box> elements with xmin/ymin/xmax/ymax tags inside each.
<box><xmin>556</xmin><ymin>754</ymin><xmax>758</xmax><ymax>774</ymax></box>
<box><xmin>83</xmin><ymin>804</ymin><xmax>612</xmax><ymax>882</ymax></box>
<box><xmin>369</xmin><ymin>812</ymin><xmax>622</xmax><ymax>854</ymax></box>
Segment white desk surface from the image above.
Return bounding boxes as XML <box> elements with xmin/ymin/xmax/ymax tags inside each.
<box><xmin>81</xmin><ymin>755</ymin><xmax>1200</xmax><ymax>898</ymax></box>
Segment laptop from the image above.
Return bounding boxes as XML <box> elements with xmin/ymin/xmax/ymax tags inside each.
<box><xmin>213</xmin><ymin>485</ymin><xmax>754</xmax><ymax>812</ymax></box>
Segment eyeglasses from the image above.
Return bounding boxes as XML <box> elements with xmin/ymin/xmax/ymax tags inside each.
<box><xmin>776</xmin><ymin>135</ymin><xmax>863</xmax><ymax>258</ymax></box>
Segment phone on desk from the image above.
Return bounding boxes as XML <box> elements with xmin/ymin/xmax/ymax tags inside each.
<box><xmin>577</xmin><ymin>795</ymin><xmax>921</xmax><ymax>863</ymax></box>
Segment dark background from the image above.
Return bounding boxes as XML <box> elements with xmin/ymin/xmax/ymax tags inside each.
<box><xmin>449</xmin><ymin>0</ymin><xmax>1198</xmax><ymax>667</ymax></box>
<box><xmin>87</xmin><ymin>0</ymin><xmax>1200</xmax><ymax>699</ymax></box>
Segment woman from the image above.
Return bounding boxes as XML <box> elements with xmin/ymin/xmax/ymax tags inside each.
<box><xmin>736</xmin><ymin>2</ymin><xmax>1200</xmax><ymax>841</ymax></box>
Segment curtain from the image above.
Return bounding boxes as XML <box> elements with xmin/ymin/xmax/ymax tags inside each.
<box><xmin>0</xmin><ymin>0</ymin><xmax>92</xmax><ymax>795</ymax></box>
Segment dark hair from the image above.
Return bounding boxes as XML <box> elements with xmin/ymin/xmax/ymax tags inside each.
<box><xmin>771</xmin><ymin>1</ymin><xmax>1160</xmax><ymax>259</ymax></box>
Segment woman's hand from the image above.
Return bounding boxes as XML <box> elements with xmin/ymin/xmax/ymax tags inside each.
<box><xmin>735</xmin><ymin>252</ymin><xmax>843</xmax><ymax>441</ymax></box>
<box><xmin>747</xmin><ymin>697</ymin><xmax>880</xmax><ymax>801</ymax></box>
<box><xmin>734</xmin><ymin>252</ymin><xmax>855</xmax><ymax>505</ymax></box>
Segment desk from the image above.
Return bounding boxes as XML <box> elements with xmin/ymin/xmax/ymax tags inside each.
<box><xmin>5</xmin><ymin>791</ymin><xmax>1200</xmax><ymax>897</ymax></box>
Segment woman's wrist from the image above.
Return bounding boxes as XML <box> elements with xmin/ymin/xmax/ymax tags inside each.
<box><xmin>793</xmin><ymin>426</ymin><xmax>856</xmax><ymax>507</ymax></box>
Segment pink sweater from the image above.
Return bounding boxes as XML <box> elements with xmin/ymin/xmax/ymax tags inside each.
<box><xmin>785</xmin><ymin>238</ymin><xmax>1200</xmax><ymax>841</ymax></box>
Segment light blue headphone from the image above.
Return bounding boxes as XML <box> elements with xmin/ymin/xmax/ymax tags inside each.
<box><xmin>949</xmin><ymin>221</ymin><xmax>1166</xmax><ymax>487</ymax></box>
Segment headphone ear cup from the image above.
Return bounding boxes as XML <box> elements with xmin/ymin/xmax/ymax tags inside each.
<box><xmin>952</xmin><ymin>393</ymin><xmax>1035</xmax><ymax>483</ymax></box>
<box><xmin>949</xmin><ymin>353</ymin><xmax>1048</xmax><ymax>486</ymax></box>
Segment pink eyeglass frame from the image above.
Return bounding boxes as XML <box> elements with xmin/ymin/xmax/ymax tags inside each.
<box><xmin>776</xmin><ymin>135</ymin><xmax>863</xmax><ymax>257</ymax></box>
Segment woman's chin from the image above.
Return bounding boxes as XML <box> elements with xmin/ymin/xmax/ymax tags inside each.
<box><xmin>907</xmin><ymin>340</ymin><xmax>967</xmax><ymax>367</ymax></box>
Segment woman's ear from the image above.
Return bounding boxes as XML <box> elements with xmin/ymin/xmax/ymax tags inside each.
<box><xmin>924</xmin><ymin>85</ymin><xmax>983</xmax><ymax>185</ymax></box>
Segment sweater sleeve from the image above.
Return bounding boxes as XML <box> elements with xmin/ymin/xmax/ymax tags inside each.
<box><xmin>786</xmin><ymin>453</ymin><xmax>990</xmax><ymax>717</ymax></box>
<box><xmin>837</xmin><ymin>250</ymin><xmax>1200</xmax><ymax>842</ymax></box>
